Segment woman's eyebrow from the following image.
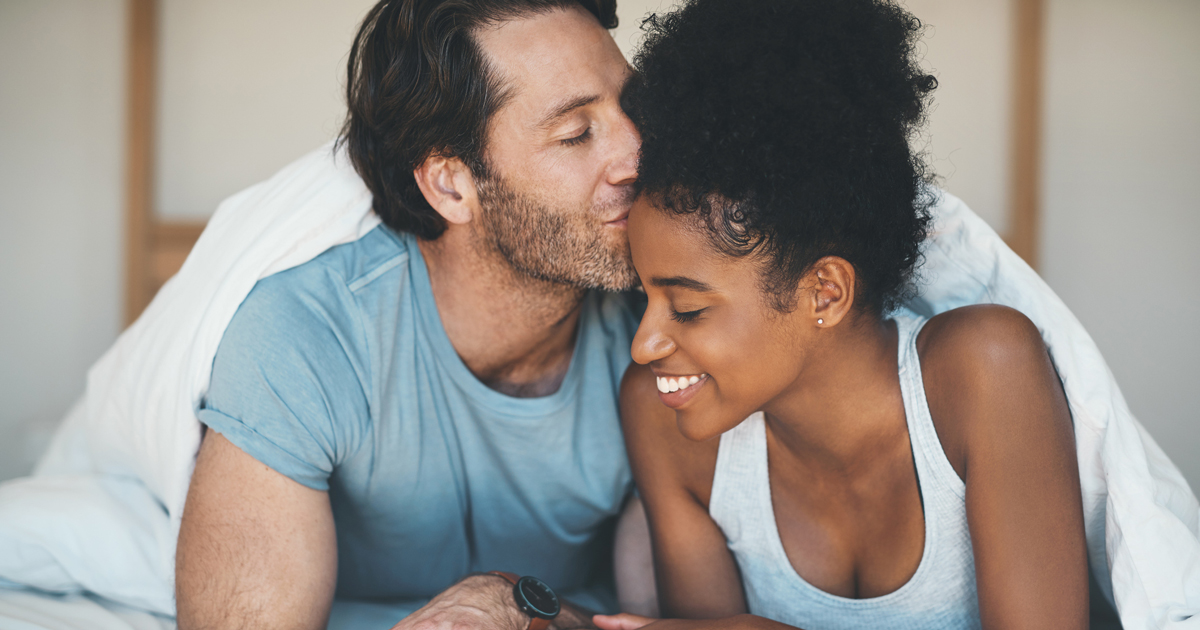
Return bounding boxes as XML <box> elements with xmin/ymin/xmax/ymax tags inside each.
<box><xmin>650</xmin><ymin>276</ymin><xmax>714</xmax><ymax>292</ymax></box>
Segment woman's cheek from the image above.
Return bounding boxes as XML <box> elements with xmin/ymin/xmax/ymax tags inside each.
<box><xmin>713</xmin><ymin>317</ymin><xmax>796</xmax><ymax>411</ymax></box>
<box><xmin>688</xmin><ymin>330</ymin><xmax>770</xmax><ymax>439</ymax></box>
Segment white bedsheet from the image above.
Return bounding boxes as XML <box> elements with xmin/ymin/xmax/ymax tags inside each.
<box><xmin>0</xmin><ymin>141</ymin><xmax>1195</xmax><ymax>629</ymax></box>
<box><xmin>0</xmin><ymin>589</ymin><xmax>174</xmax><ymax>630</ymax></box>
<box><xmin>0</xmin><ymin>587</ymin><xmax>427</xmax><ymax>630</ymax></box>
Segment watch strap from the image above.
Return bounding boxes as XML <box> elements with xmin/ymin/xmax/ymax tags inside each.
<box><xmin>486</xmin><ymin>572</ymin><xmax>552</xmax><ymax>630</ymax></box>
<box><xmin>489</xmin><ymin>570</ymin><xmax>520</xmax><ymax>585</ymax></box>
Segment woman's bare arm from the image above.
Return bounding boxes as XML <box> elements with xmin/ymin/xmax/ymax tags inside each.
<box><xmin>920</xmin><ymin>305</ymin><xmax>1089</xmax><ymax>630</ymax></box>
<box><xmin>619</xmin><ymin>364</ymin><xmax>746</xmax><ymax>619</ymax></box>
<box><xmin>614</xmin><ymin>495</ymin><xmax>659</xmax><ymax>617</ymax></box>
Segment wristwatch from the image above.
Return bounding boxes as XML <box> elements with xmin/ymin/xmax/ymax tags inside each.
<box><xmin>488</xmin><ymin>571</ymin><xmax>561</xmax><ymax>630</ymax></box>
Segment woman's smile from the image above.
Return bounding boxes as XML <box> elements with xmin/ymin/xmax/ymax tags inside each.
<box><xmin>653</xmin><ymin>372</ymin><xmax>709</xmax><ymax>408</ymax></box>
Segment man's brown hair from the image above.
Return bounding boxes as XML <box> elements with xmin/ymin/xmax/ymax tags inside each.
<box><xmin>341</xmin><ymin>0</ymin><xmax>619</xmax><ymax>240</ymax></box>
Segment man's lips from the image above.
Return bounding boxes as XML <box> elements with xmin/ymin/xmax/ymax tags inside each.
<box><xmin>653</xmin><ymin>373</ymin><xmax>708</xmax><ymax>409</ymax></box>
<box><xmin>604</xmin><ymin>209</ymin><xmax>630</xmax><ymax>227</ymax></box>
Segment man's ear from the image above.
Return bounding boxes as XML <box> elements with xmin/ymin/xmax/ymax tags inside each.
<box><xmin>805</xmin><ymin>256</ymin><xmax>857</xmax><ymax>328</ymax></box>
<box><xmin>413</xmin><ymin>155</ymin><xmax>480</xmax><ymax>226</ymax></box>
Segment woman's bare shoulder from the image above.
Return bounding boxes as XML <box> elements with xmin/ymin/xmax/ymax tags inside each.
<box><xmin>918</xmin><ymin>304</ymin><xmax>1049</xmax><ymax>375</ymax></box>
<box><xmin>915</xmin><ymin>304</ymin><xmax>1070</xmax><ymax>478</ymax></box>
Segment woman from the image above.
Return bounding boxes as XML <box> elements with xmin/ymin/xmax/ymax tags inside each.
<box><xmin>595</xmin><ymin>0</ymin><xmax>1089</xmax><ymax>628</ymax></box>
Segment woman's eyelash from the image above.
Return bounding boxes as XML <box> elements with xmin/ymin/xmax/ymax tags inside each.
<box><xmin>671</xmin><ymin>308</ymin><xmax>706</xmax><ymax>323</ymax></box>
<box><xmin>561</xmin><ymin>128</ymin><xmax>591</xmax><ymax>146</ymax></box>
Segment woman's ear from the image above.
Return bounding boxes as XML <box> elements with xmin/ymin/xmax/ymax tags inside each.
<box><xmin>413</xmin><ymin>155</ymin><xmax>480</xmax><ymax>226</ymax></box>
<box><xmin>806</xmin><ymin>256</ymin><xmax>857</xmax><ymax>328</ymax></box>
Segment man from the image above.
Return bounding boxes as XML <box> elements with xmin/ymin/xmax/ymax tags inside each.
<box><xmin>174</xmin><ymin>0</ymin><xmax>645</xmax><ymax>628</ymax></box>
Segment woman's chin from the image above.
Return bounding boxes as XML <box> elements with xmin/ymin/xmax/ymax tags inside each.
<box><xmin>675</xmin><ymin>409</ymin><xmax>745</xmax><ymax>443</ymax></box>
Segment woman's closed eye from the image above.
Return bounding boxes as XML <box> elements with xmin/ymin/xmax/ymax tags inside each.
<box><xmin>671</xmin><ymin>307</ymin><xmax>707</xmax><ymax>323</ymax></box>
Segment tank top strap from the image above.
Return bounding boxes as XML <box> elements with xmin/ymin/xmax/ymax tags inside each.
<box><xmin>710</xmin><ymin>411</ymin><xmax>769</xmax><ymax>548</ymax></box>
<box><xmin>894</xmin><ymin>314</ymin><xmax>966</xmax><ymax>500</ymax></box>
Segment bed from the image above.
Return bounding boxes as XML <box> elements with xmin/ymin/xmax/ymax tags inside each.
<box><xmin>0</xmin><ymin>589</ymin><xmax>174</xmax><ymax>630</ymax></box>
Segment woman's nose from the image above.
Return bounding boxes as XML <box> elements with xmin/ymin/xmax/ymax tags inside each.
<box><xmin>631</xmin><ymin>318</ymin><xmax>675</xmax><ymax>366</ymax></box>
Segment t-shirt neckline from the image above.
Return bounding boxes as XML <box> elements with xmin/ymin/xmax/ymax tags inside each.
<box><xmin>403</xmin><ymin>231</ymin><xmax>588</xmax><ymax>416</ymax></box>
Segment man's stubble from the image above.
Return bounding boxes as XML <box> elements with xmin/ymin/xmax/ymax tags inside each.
<box><xmin>474</xmin><ymin>171</ymin><xmax>638</xmax><ymax>293</ymax></box>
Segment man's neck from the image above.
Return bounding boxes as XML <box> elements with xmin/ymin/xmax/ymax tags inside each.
<box><xmin>417</xmin><ymin>228</ymin><xmax>587</xmax><ymax>398</ymax></box>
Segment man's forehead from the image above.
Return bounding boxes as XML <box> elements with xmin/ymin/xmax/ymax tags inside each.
<box><xmin>474</xmin><ymin>6</ymin><xmax>625</xmax><ymax>112</ymax></box>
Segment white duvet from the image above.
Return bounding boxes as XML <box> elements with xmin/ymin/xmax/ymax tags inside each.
<box><xmin>0</xmin><ymin>142</ymin><xmax>1196</xmax><ymax>629</ymax></box>
<box><xmin>0</xmin><ymin>588</ymin><xmax>174</xmax><ymax>630</ymax></box>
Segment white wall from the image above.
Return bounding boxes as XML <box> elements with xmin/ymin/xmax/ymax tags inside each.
<box><xmin>903</xmin><ymin>0</ymin><xmax>1014</xmax><ymax>234</ymax></box>
<box><xmin>611</xmin><ymin>0</ymin><xmax>676</xmax><ymax>59</ymax></box>
<box><xmin>156</xmin><ymin>0</ymin><xmax>377</xmax><ymax>219</ymax></box>
<box><xmin>0</xmin><ymin>0</ymin><xmax>126</xmax><ymax>481</ymax></box>
<box><xmin>1041</xmin><ymin>0</ymin><xmax>1200</xmax><ymax>489</ymax></box>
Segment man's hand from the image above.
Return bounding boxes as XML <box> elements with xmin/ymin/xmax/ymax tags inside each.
<box><xmin>391</xmin><ymin>574</ymin><xmax>602</xmax><ymax>630</ymax></box>
<box><xmin>389</xmin><ymin>574</ymin><xmax>527</xmax><ymax>630</ymax></box>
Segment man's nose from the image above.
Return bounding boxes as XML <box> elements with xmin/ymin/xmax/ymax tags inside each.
<box><xmin>631</xmin><ymin>317</ymin><xmax>675</xmax><ymax>366</ymax></box>
<box><xmin>606</xmin><ymin>110</ymin><xmax>641</xmax><ymax>187</ymax></box>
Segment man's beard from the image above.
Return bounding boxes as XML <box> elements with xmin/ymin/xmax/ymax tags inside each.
<box><xmin>474</xmin><ymin>172</ymin><xmax>638</xmax><ymax>292</ymax></box>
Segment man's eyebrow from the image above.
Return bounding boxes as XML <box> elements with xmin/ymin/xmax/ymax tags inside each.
<box><xmin>649</xmin><ymin>276</ymin><xmax>715</xmax><ymax>292</ymax></box>
<box><xmin>536</xmin><ymin>94</ymin><xmax>600</xmax><ymax>130</ymax></box>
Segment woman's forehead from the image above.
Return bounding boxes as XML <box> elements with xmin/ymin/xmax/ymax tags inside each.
<box><xmin>629</xmin><ymin>196</ymin><xmax>736</xmax><ymax>274</ymax></box>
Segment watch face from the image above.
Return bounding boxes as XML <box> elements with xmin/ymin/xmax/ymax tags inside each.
<box><xmin>516</xmin><ymin>576</ymin><xmax>560</xmax><ymax>618</ymax></box>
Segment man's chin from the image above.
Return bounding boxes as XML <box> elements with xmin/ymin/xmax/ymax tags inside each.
<box><xmin>569</xmin><ymin>234</ymin><xmax>636</xmax><ymax>292</ymax></box>
<box><xmin>591</xmin><ymin>275</ymin><xmax>638</xmax><ymax>293</ymax></box>
<box><xmin>569</xmin><ymin>264</ymin><xmax>637</xmax><ymax>292</ymax></box>
<box><xmin>505</xmin><ymin>250</ymin><xmax>636</xmax><ymax>293</ymax></box>
<box><xmin>581</xmin><ymin>247</ymin><xmax>638</xmax><ymax>292</ymax></box>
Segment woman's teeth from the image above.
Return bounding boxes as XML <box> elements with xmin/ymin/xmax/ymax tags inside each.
<box><xmin>656</xmin><ymin>374</ymin><xmax>705</xmax><ymax>394</ymax></box>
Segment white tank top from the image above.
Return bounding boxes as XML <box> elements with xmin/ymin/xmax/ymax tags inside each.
<box><xmin>708</xmin><ymin>314</ymin><xmax>982</xmax><ymax>630</ymax></box>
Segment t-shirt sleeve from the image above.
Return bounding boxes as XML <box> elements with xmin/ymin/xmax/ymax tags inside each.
<box><xmin>199</xmin><ymin>268</ymin><xmax>371</xmax><ymax>491</ymax></box>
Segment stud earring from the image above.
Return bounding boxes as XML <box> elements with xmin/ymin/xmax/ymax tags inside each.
<box><xmin>817</xmin><ymin>318</ymin><xmax>824</xmax><ymax>325</ymax></box>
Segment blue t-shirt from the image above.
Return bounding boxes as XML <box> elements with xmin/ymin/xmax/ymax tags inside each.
<box><xmin>199</xmin><ymin>225</ymin><xmax>640</xmax><ymax>617</ymax></box>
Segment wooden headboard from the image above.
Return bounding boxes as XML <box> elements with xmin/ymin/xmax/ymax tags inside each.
<box><xmin>120</xmin><ymin>0</ymin><xmax>1044</xmax><ymax>326</ymax></box>
<box><xmin>123</xmin><ymin>0</ymin><xmax>205</xmax><ymax>326</ymax></box>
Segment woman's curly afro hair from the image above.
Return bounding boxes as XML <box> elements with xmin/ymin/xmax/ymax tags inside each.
<box><xmin>624</xmin><ymin>0</ymin><xmax>938</xmax><ymax>315</ymax></box>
